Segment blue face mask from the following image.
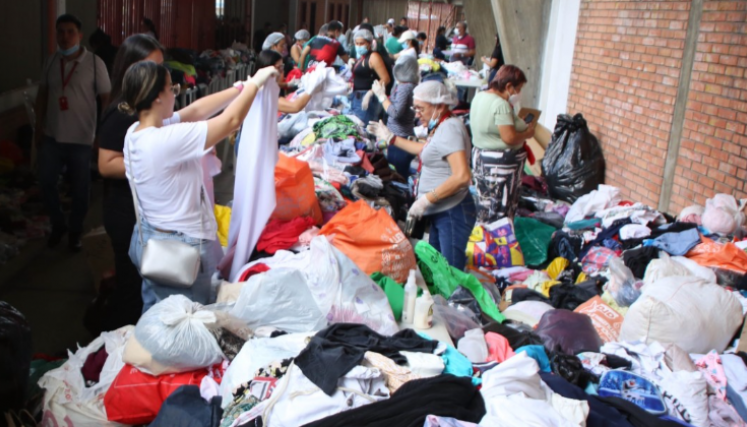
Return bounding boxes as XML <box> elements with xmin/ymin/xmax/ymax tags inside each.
<box><xmin>428</xmin><ymin>119</ymin><xmax>438</xmax><ymax>130</ymax></box>
<box><xmin>401</xmin><ymin>41</ymin><xmax>408</xmax><ymax>49</ymax></box>
<box><xmin>58</xmin><ymin>44</ymin><xmax>80</xmax><ymax>56</ymax></box>
<box><xmin>355</xmin><ymin>45</ymin><xmax>369</xmax><ymax>57</ymax></box>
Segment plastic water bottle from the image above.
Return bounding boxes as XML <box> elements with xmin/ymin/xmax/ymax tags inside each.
<box><xmin>402</xmin><ymin>269</ymin><xmax>417</xmax><ymax>324</ymax></box>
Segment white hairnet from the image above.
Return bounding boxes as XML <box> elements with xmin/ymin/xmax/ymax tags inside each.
<box><xmin>354</xmin><ymin>29</ymin><xmax>374</xmax><ymax>42</ymax></box>
<box><xmin>294</xmin><ymin>29</ymin><xmax>310</xmax><ymax>41</ymax></box>
<box><xmin>262</xmin><ymin>32</ymin><xmax>285</xmax><ymax>50</ymax></box>
<box><xmin>393</xmin><ymin>56</ymin><xmax>419</xmax><ymax>84</ymax></box>
<box><xmin>413</xmin><ymin>81</ymin><xmax>458</xmax><ymax>106</ymax></box>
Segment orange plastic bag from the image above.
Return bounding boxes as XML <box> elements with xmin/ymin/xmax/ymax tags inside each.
<box><xmin>574</xmin><ymin>296</ymin><xmax>624</xmax><ymax>343</ymax></box>
<box><xmin>686</xmin><ymin>236</ymin><xmax>747</xmax><ymax>273</ymax></box>
<box><xmin>319</xmin><ymin>200</ymin><xmax>416</xmax><ymax>283</ymax></box>
<box><xmin>272</xmin><ymin>153</ymin><xmax>323</xmax><ymax>225</ymax></box>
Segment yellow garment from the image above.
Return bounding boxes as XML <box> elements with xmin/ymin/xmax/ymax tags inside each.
<box><xmin>546</xmin><ymin>257</ymin><xmax>570</xmax><ymax>280</ymax></box>
<box><xmin>301</xmin><ymin>131</ymin><xmax>317</xmax><ymax>147</ymax></box>
<box><xmin>418</xmin><ymin>58</ymin><xmax>441</xmax><ymax>72</ymax></box>
<box><xmin>601</xmin><ymin>290</ymin><xmax>629</xmax><ymax>316</ymax></box>
<box><xmin>576</xmin><ymin>272</ymin><xmax>587</xmax><ymax>284</ymax></box>
<box><xmin>538</xmin><ymin>280</ymin><xmax>561</xmax><ymax>297</ymax></box>
<box><xmin>214</xmin><ymin>204</ymin><xmax>232</xmax><ymax>246</ymax></box>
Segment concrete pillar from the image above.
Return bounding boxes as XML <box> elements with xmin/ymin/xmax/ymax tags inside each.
<box><xmin>491</xmin><ymin>0</ymin><xmax>551</xmax><ymax>109</ymax></box>
<box><xmin>657</xmin><ymin>0</ymin><xmax>704</xmax><ymax>213</ymax></box>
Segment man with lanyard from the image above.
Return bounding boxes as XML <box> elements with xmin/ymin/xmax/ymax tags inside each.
<box><xmin>35</xmin><ymin>14</ymin><xmax>111</xmax><ymax>251</ymax></box>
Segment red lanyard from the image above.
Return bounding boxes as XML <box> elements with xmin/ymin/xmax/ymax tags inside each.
<box><xmin>60</xmin><ymin>59</ymin><xmax>79</xmax><ymax>93</ymax></box>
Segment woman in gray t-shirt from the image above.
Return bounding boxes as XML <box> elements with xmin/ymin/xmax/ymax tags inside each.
<box><xmin>368</xmin><ymin>81</ymin><xmax>475</xmax><ymax>270</ymax></box>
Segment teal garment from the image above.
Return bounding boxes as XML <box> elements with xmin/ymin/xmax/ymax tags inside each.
<box><xmin>414</xmin><ymin>241</ymin><xmax>505</xmax><ymax>323</ymax></box>
<box><xmin>312</xmin><ymin>115</ymin><xmax>361</xmax><ymax>140</ymax></box>
<box><xmin>514</xmin><ymin>217</ymin><xmax>555</xmax><ymax>267</ymax></box>
<box><xmin>565</xmin><ymin>218</ymin><xmax>602</xmax><ymax>230</ymax></box>
<box><xmin>417</xmin><ymin>332</ymin><xmax>481</xmax><ymax>386</ymax></box>
<box><xmin>516</xmin><ymin>345</ymin><xmax>551</xmax><ymax>373</ymax></box>
<box><xmin>371</xmin><ymin>272</ymin><xmax>405</xmax><ymax>321</ymax></box>
<box><xmin>385</xmin><ymin>36</ymin><xmax>403</xmax><ymax>55</ymax></box>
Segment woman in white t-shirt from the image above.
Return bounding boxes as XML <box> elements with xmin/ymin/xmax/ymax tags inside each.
<box><xmin>119</xmin><ymin>61</ymin><xmax>279</xmax><ymax>311</ymax></box>
<box><xmin>395</xmin><ymin>31</ymin><xmax>419</xmax><ymax>60</ymax></box>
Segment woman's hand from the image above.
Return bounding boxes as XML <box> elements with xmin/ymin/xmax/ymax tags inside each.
<box><xmin>372</xmin><ymin>80</ymin><xmax>387</xmax><ymax>103</ymax></box>
<box><xmin>408</xmin><ymin>195</ymin><xmax>432</xmax><ymax>219</ymax></box>
<box><xmin>249</xmin><ymin>66</ymin><xmax>280</xmax><ymax>89</ymax></box>
<box><xmin>367</xmin><ymin>120</ymin><xmax>394</xmax><ymax>145</ymax></box>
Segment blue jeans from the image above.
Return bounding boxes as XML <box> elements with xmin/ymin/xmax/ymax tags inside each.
<box><xmin>349</xmin><ymin>90</ymin><xmax>382</xmax><ymax>125</ymax></box>
<box><xmin>387</xmin><ymin>144</ymin><xmax>415</xmax><ymax>178</ymax></box>
<box><xmin>426</xmin><ymin>195</ymin><xmax>477</xmax><ymax>271</ymax></box>
<box><xmin>38</xmin><ymin>136</ymin><xmax>91</xmax><ymax>234</ymax></box>
<box><xmin>129</xmin><ymin>221</ymin><xmax>222</xmax><ymax>312</ymax></box>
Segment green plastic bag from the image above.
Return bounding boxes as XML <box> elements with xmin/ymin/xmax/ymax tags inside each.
<box><xmin>371</xmin><ymin>272</ymin><xmax>405</xmax><ymax>321</ymax></box>
<box><xmin>414</xmin><ymin>241</ymin><xmax>505</xmax><ymax>323</ymax></box>
<box><xmin>514</xmin><ymin>217</ymin><xmax>556</xmax><ymax>267</ymax></box>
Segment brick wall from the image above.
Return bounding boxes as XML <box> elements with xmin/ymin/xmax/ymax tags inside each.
<box><xmin>567</xmin><ymin>0</ymin><xmax>691</xmax><ymax>208</ymax></box>
<box><xmin>669</xmin><ymin>0</ymin><xmax>747</xmax><ymax>212</ymax></box>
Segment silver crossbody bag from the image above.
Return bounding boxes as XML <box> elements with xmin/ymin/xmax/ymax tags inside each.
<box><xmin>127</xmin><ymin>142</ymin><xmax>203</xmax><ymax>288</ymax></box>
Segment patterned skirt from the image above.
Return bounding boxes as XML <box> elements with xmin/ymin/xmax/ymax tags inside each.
<box><xmin>472</xmin><ymin>146</ymin><xmax>528</xmax><ymax>224</ymax></box>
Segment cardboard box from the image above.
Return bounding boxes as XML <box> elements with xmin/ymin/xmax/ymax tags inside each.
<box><xmin>82</xmin><ymin>227</ymin><xmax>115</xmax><ymax>291</ymax></box>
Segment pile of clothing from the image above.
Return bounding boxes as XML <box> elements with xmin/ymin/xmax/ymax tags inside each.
<box><xmin>10</xmin><ymin>71</ymin><xmax>747</xmax><ymax>427</ymax></box>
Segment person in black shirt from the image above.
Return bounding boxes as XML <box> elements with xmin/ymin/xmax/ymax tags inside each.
<box><xmin>434</xmin><ymin>26</ymin><xmax>449</xmax><ymax>60</ymax></box>
<box><xmin>89</xmin><ymin>28</ymin><xmax>118</xmax><ymax>76</ymax></box>
<box><xmin>96</xmin><ymin>34</ymin><xmax>164</xmax><ymax>330</ymax></box>
<box><xmin>481</xmin><ymin>33</ymin><xmax>505</xmax><ymax>83</ymax></box>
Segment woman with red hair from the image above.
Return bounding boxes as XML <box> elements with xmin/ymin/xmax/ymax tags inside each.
<box><xmin>469</xmin><ymin>65</ymin><xmax>536</xmax><ymax>223</ymax></box>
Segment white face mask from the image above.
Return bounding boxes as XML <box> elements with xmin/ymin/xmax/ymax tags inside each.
<box><xmin>509</xmin><ymin>91</ymin><xmax>522</xmax><ymax>114</ymax></box>
<box><xmin>454</xmin><ymin>28</ymin><xmax>461</xmax><ymax>36</ymax></box>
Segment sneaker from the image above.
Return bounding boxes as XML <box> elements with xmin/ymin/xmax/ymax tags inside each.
<box><xmin>47</xmin><ymin>228</ymin><xmax>67</xmax><ymax>248</ymax></box>
<box><xmin>68</xmin><ymin>232</ymin><xmax>83</xmax><ymax>252</ymax></box>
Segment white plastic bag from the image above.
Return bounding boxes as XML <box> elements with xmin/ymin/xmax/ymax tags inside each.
<box><xmin>230</xmin><ymin>268</ymin><xmax>327</xmax><ymax>333</ymax></box>
<box><xmin>643</xmin><ymin>252</ymin><xmax>692</xmax><ymax>286</ymax></box>
<box><xmin>134</xmin><ymin>295</ymin><xmax>224</xmax><ymax>372</ymax></box>
<box><xmin>702</xmin><ymin>194</ymin><xmax>747</xmax><ymax>235</ymax></box>
<box><xmin>39</xmin><ymin>326</ymin><xmax>132</xmax><ymax>427</ymax></box>
<box><xmin>621</xmin><ymin>275</ymin><xmax>743</xmax><ymax>353</ymax></box>
<box><xmin>230</xmin><ymin>236</ymin><xmax>398</xmax><ymax>336</ymax></box>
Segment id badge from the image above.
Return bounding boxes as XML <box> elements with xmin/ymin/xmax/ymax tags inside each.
<box><xmin>58</xmin><ymin>96</ymin><xmax>69</xmax><ymax>111</ymax></box>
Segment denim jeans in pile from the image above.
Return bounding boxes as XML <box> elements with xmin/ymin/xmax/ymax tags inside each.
<box><xmin>129</xmin><ymin>220</ymin><xmax>222</xmax><ymax>312</ymax></box>
<box><xmin>349</xmin><ymin>90</ymin><xmax>382</xmax><ymax>125</ymax></box>
<box><xmin>426</xmin><ymin>195</ymin><xmax>477</xmax><ymax>271</ymax></box>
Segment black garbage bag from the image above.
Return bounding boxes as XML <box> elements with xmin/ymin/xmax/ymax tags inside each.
<box><xmin>541</xmin><ymin>114</ymin><xmax>605</xmax><ymax>203</ymax></box>
<box><xmin>0</xmin><ymin>302</ymin><xmax>32</xmax><ymax>413</ymax></box>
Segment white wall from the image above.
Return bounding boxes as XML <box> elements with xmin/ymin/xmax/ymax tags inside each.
<box><xmin>537</xmin><ymin>0</ymin><xmax>581</xmax><ymax>131</ymax></box>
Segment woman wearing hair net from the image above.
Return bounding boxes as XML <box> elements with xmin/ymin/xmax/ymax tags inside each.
<box><xmin>263</xmin><ymin>32</ymin><xmax>294</xmax><ymax>77</ymax></box>
<box><xmin>368</xmin><ymin>81</ymin><xmax>475</xmax><ymax>270</ymax></box>
<box><xmin>371</xmin><ymin>55</ymin><xmax>419</xmax><ymax>178</ymax></box>
<box><xmin>350</xmin><ymin>29</ymin><xmax>390</xmax><ymax>124</ymax></box>
<box><xmin>291</xmin><ymin>29</ymin><xmax>310</xmax><ymax>66</ymax></box>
